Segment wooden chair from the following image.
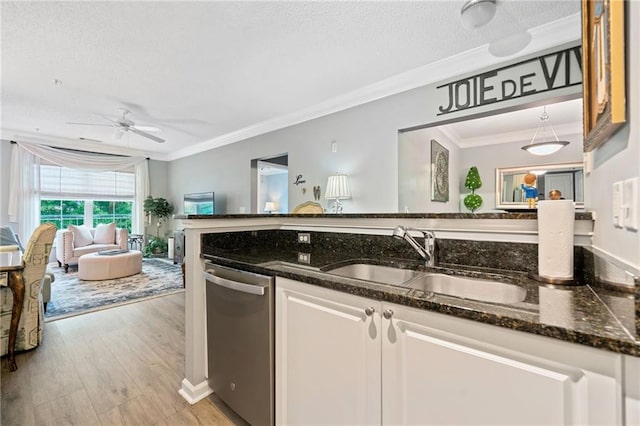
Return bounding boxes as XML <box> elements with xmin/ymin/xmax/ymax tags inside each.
<box><xmin>1</xmin><ymin>223</ymin><xmax>56</xmax><ymax>357</ymax></box>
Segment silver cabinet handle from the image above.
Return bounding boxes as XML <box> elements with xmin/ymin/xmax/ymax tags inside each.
<box><xmin>364</xmin><ymin>307</ymin><xmax>375</xmax><ymax>316</ymax></box>
<box><xmin>383</xmin><ymin>309</ymin><xmax>394</xmax><ymax>319</ymax></box>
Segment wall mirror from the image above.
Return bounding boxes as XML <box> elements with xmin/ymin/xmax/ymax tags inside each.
<box><xmin>495</xmin><ymin>162</ymin><xmax>584</xmax><ymax>210</ymax></box>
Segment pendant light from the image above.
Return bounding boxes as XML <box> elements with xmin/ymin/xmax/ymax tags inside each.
<box><xmin>521</xmin><ymin>107</ymin><xmax>570</xmax><ymax>156</ymax></box>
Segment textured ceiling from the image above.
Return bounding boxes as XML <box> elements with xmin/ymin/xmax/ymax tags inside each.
<box><xmin>1</xmin><ymin>1</ymin><xmax>581</xmax><ymax>160</ymax></box>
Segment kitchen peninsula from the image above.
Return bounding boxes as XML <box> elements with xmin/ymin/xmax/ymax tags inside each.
<box><xmin>177</xmin><ymin>213</ymin><xmax>639</xmax><ymax>425</ymax></box>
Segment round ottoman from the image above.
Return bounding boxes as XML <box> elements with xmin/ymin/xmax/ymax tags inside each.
<box><xmin>78</xmin><ymin>250</ymin><xmax>143</xmax><ymax>281</ymax></box>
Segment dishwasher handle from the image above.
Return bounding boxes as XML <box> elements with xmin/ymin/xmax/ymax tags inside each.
<box><xmin>203</xmin><ymin>270</ymin><xmax>267</xmax><ymax>296</ymax></box>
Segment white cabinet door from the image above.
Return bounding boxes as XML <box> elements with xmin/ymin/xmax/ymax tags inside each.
<box><xmin>382</xmin><ymin>302</ymin><xmax>623</xmax><ymax>426</ymax></box>
<box><xmin>276</xmin><ymin>278</ymin><xmax>381</xmax><ymax>426</ymax></box>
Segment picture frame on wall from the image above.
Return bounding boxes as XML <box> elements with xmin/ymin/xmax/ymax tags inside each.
<box><xmin>430</xmin><ymin>139</ymin><xmax>449</xmax><ymax>202</ymax></box>
<box><xmin>581</xmin><ymin>0</ymin><xmax>626</xmax><ymax>152</ymax></box>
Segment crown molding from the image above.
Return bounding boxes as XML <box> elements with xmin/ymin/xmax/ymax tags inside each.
<box><xmin>166</xmin><ymin>13</ymin><xmax>582</xmax><ymax>161</ymax></box>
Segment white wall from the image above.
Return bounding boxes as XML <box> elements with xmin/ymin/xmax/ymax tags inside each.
<box><xmin>585</xmin><ymin>0</ymin><xmax>640</xmax><ymax>269</ymax></box>
<box><xmin>259</xmin><ymin>173</ymin><xmax>288</xmax><ymax>214</ymax></box>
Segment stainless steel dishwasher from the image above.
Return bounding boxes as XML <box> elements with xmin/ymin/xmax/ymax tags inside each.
<box><xmin>204</xmin><ymin>262</ymin><xmax>274</xmax><ymax>426</ymax></box>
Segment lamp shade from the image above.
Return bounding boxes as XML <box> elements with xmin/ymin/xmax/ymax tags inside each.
<box><xmin>325</xmin><ymin>174</ymin><xmax>351</xmax><ymax>200</ymax></box>
<box><xmin>522</xmin><ymin>107</ymin><xmax>570</xmax><ymax>156</ymax></box>
<box><xmin>460</xmin><ymin>0</ymin><xmax>496</xmax><ymax>29</ymax></box>
<box><xmin>264</xmin><ymin>202</ymin><xmax>275</xmax><ymax>212</ymax></box>
<box><xmin>522</xmin><ymin>141</ymin><xmax>569</xmax><ymax>156</ymax></box>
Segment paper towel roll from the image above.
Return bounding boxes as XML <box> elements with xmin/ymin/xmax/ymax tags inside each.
<box><xmin>537</xmin><ymin>200</ymin><xmax>574</xmax><ymax>279</ymax></box>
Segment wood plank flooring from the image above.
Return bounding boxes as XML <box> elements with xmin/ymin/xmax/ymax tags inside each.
<box><xmin>1</xmin><ymin>293</ymin><xmax>246</xmax><ymax>425</ymax></box>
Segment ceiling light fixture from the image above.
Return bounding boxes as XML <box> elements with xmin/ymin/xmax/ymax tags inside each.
<box><xmin>521</xmin><ymin>107</ymin><xmax>570</xmax><ymax>156</ymax></box>
<box><xmin>460</xmin><ymin>0</ymin><xmax>497</xmax><ymax>29</ymax></box>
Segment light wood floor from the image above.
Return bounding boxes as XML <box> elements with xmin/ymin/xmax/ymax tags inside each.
<box><xmin>1</xmin><ymin>293</ymin><xmax>245</xmax><ymax>425</ymax></box>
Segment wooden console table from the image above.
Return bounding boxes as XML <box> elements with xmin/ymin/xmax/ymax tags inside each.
<box><xmin>1</xmin><ymin>260</ymin><xmax>25</xmax><ymax>371</ymax></box>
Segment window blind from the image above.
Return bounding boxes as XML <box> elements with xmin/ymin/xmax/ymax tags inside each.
<box><xmin>40</xmin><ymin>165</ymin><xmax>135</xmax><ymax>200</ymax></box>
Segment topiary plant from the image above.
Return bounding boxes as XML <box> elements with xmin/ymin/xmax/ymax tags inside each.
<box><xmin>463</xmin><ymin>166</ymin><xmax>483</xmax><ymax>213</ymax></box>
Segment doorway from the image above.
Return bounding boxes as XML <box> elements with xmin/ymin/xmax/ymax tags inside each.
<box><xmin>251</xmin><ymin>154</ymin><xmax>288</xmax><ymax>214</ymax></box>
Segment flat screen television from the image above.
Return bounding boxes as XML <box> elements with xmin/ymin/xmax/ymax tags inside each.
<box><xmin>184</xmin><ymin>192</ymin><xmax>215</xmax><ymax>215</ymax></box>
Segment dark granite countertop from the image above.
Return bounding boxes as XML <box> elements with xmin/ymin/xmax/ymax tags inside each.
<box><xmin>177</xmin><ymin>212</ymin><xmax>593</xmax><ymax>220</ymax></box>
<box><xmin>200</xmin><ymin>245</ymin><xmax>638</xmax><ymax>357</ymax></box>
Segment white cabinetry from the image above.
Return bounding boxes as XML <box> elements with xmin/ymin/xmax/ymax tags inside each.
<box><xmin>275</xmin><ymin>277</ymin><xmax>381</xmax><ymax>425</ymax></box>
<box><xmin>382</xmin><ymin>303</ymin><xmax>622</xmax><ymax>426</ymax></box>
<box><xmin>276</xmin><ymin>278</ymin><xmax>624</xmax><ymax>425</ymax></box>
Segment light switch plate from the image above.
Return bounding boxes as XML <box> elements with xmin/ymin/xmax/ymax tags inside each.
<box><xmin>623</xmin><ymin>177</ymin><xmax>638</xmax><ymax>231</ymax></box>
<box><xmin>612</xmin><ymin>181</ymin><xmax>624</xmax><ymax>227</ymax></box>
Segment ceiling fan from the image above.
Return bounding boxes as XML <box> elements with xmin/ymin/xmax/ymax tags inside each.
<box><xmin>67</xmin><ymin>108</ymin><xmax>165</xmax><ymax>143</ymax></box>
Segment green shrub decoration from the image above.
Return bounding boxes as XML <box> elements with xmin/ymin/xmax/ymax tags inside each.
<box><xmin>463</xmin><ymin>166</ymin><xmax>483</xmax><ymax>212</ymax></box>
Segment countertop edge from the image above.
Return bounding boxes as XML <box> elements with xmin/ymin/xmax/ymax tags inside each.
<box><xmin>200</xmin><ymin>254</ymin><xmax>639</xmax><ymax>358</ymax></box>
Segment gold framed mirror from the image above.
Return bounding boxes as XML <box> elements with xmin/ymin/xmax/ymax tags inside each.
<box><xmin>495</xmin><ymin>162</ymin><xmax>584</xmax><ymax>210</ymax></box>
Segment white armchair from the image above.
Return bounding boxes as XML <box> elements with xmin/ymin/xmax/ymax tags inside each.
<box><xmin>55</xmin><ymin>225</ymin><xmax>128</xmax><ymax>272</ymax></box>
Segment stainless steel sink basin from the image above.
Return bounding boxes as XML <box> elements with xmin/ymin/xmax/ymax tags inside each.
<box><xmin>407</xmin><ymin>273</ymin><xmax>526</xmax><ymax>304</ymax></box>
<box><xmin>327</xmin><ymin>263</ymin><xmax>420</xmax><ymax>286</ymax></box>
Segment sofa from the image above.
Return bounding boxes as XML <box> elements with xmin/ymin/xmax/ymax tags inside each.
<box><xmin>55</xmin><ymin>223</ymin><xmax>128</xmax><ymax>272</ymax></box>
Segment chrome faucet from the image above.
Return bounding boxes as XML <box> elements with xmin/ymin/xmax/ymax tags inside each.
<box><xmin>392</xmin><ymin>225</ymin><xmax>435</xmax><ymax>267</ymax></box>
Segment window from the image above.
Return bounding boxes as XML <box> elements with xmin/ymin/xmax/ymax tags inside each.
<box><xmin>39</xmin><ymin>165</ymin><xmax>135</xmax><ymax>231</ymax></box>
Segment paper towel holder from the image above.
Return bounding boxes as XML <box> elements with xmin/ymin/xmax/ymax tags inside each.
<box><xmin>528</xmin><ymin>272</ymin><xmax>578</xmax><ymax>286</ymax></box>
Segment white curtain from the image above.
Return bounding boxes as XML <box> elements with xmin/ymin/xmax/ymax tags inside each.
<box><xmin>8</xmin><ymin>142</ymin><xmax>149</xmax><ymax>237</ymax></box>
<box><xmin>133</xmin><ymin>160</ymin><xmax>150</xmax><ymax>235</ymax></box>
<box><xmin>8</xmin><ymin>145</ymin><xmax>41</xmax><ymax>239</ymax></box>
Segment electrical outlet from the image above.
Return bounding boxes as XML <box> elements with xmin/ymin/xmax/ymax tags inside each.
<box><xmin>298</xmin><ymin>252</ymin><xmax>311</xmax><ymax>264</ymax></box>
<box><xmin>613</xmin><ymin>181</ymin><xmax>624</xmax><ymax>227</ymax></box>
<box><xmin>623</xmin><ymin>177</ymin><xmax>638</xmax><ymax>231</ymax></box>
<box><xmin>298</xmin><ymin>233</ymin><xmax>311</xmax><ymax>243</ymax></box>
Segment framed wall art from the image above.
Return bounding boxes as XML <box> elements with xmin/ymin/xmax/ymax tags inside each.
<box><xmin>430</xmin><ymin>139</ymin><xmax>449</xmax><ymax>202</ymax></box>
<box><xmin>581</xmin><ymin>0</ymin><xmax>626</xmax><ymax>152</ymax></box>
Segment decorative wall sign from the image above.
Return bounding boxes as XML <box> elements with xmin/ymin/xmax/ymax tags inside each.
<box><xmin>293</xmin><ymin>174</ymin><xmax>306</xmax><ymax>186</ymax></box>
<box><xmin>431</xmin><ymin>139</ymin><xmax>449</xmax><ymax>202</ymax></box>
<box><xmin>436</xmin><ymin>45</ymin><xmax>582</xmax><ymax>117</ymax></box>
<box><xmin>581</xmin><ymin>0</ymin><xmax>626</xmax><ymax>152</ymax></box>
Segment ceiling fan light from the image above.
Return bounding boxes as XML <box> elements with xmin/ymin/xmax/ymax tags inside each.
<box><xmin>521</xmin><ymin>141</ymin><xmax>569</xmax><ymax>156</ymax></box>
<box><xmin>460</xmin><ymin>0</ymin><xmax>496</xmax><ymax>29</ymax></box>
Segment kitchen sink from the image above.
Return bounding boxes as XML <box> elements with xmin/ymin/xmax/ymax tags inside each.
<box><xmin>406</xmin><ymin>273</ymin><xmax>526</xmax><ymax>304</ymax></box>
<box><xmin>326</xmin><ymin>263</ymin><xmax>420</xmax><ymax>286</ymax></box>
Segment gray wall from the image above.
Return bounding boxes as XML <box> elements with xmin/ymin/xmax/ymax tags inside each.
<box><xmin>398</xmin><ymin>127</ymin><xmax>461</xmax><ymax>213</ymax></box>
<box><xmin>584</xmin><ymin>0</ymin><xmax>640</xmax><ymax>266</ymax></box>
<box><xmin>168</xmin><ymin>86</ymin><xmax>438</xmax><ymax>216</ymax></box>
<box><xmin>145</xmin><ymin>159</ymin><xmax>172</xmax><ymax>238</ymax></box>
<box><xmin>459</xmin><ymin>134</ymin><xmax>584</xmax><ymax>212</ymax></box>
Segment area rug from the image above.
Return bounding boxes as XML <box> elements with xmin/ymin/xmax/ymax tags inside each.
<box><xmin>45</xmin><ymin>258</ymin><xmax>184</xmax><ymax>321</ymax></box>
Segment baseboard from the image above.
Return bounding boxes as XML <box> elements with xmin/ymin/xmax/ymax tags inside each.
<box><xmin>178</xmin><ymin>378</ymin><xmax>213</xmax><ymax>405</ymax></box>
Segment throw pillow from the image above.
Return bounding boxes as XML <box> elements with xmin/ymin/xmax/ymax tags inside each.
<box><xmin>93</xmin><ymin>222</ymin><xmax>116</xmax><ymax>245</ymax></box>
<box><xmin>67</xmin><ymin>224</ymin><xmax>93</xmax><ymax>248</ymax></box>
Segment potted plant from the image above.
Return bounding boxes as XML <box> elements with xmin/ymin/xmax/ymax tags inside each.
<box><xmin>143</xmin><ymin>196</ymin><xmax>174</xmax><ymax>256</ymax></box>
<box><xmin>463</xmin><ymin>166</ymin><xmax>483</xmax><ymax>213</ymax></box>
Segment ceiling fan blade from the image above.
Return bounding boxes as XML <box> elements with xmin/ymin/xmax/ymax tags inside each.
<box><xmin>132</xmin><ymin>125</ymin><xmax>162</xmax><ymax>132</ymax></box>
<box><xmin>67</xmin><ymin>122</ymin><xmax>113</xmax><ymax>127</ymax></box>
<box><xmin>129</xmin><ymin>127</ymin><xmax>165</xmax><ymax>143</ymax></box>
<box><xmin>113</xmin><ymin>128</ymin><xmax>125</xmax><ymax>140</ymax></box>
